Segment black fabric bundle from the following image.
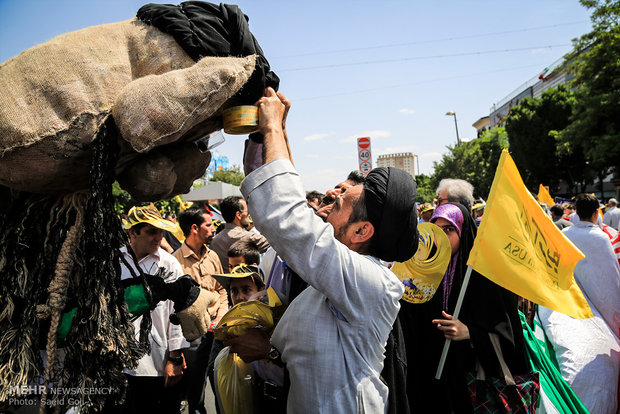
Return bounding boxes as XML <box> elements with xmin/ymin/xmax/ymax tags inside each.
<box><xmin>363</xmin><ymin>167</ymin><xmax>419</xmax><ymax>262</ymax></box>
<box><xmin>137</xmin><ymin>1</ymin><xmax>279</xmax><ymax>103</ymax></box>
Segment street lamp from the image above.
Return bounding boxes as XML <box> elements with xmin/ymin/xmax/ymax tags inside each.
<box><xmin>445</xmin><ymin>111</ymin><xmax>461</xmax><ymax>145</ymax></box>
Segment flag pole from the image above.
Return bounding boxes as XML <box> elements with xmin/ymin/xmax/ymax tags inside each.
<box><xmin>435</xmin><ymin>264</ymin><xmax>474</xmax><ymax>379</ymax></box>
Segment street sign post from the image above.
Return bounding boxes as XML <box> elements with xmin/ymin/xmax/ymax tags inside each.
<box><xmin>357</xmin><ymin>137</ymin><xmax>372</xmax><ymax>175</ymax></box>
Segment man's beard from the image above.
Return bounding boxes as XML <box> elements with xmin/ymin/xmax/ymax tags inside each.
<box><xmin>333</xmin><ymin>222</ymin><xmax>351</xmax><ymax>244</ymax></box>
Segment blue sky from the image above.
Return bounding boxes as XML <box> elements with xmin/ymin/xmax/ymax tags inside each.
<box><xmin>0</xmin><ymin>1</ymin><xmax>593</xmax><ymax>193</ymax></box>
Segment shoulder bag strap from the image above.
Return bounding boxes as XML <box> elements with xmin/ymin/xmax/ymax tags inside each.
<box><xmin>488</xmin><ymin>332</ymin><xmax>516</xmax><ymax>386</ymax></box>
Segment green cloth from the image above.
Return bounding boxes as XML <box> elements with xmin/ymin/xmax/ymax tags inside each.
<box><xmin>56</xmin><ymin>284</ymin><xmax>150</xmax><ymax>342</ymax></box>
<box><xmin>519</xmin><ymin>311</ymin><xmax>588</xmax><ymax>413</ymax></box>
<box><xmin>124</xmin><ymin>283</ymin><xmax>151</xmax><ymax>316</ymax></box>
<box><xmin>56</xmin><ymin>307</ymin><xmax>77</xmax><ymax>341</ymax></box>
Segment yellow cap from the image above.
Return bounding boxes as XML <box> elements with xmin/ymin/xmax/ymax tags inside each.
<box><xmin>213</xmin><ymin>264</ymin><xmax>265</xmax><ymax>292</ymax></box>
<box><xmin>419</xmin><ymin>205</ymin><xmax>435</xmax><ymax>214</ymax></box>
<box><xmin>123</xmin><ymin>205</ymin><xmax>178</xmax><ymax>233</ymax></box>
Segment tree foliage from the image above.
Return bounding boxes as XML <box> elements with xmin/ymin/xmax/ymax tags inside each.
<box><xmin>561</xmin><ymin>0</ymin><xmax>620</xmax><ymax>177</ymax></box>
<box><xmin>112</xmin><ymin>181</ymin><xmax>180</xmax><ymax>215</ymax></box>
<box><xmin>210</xmin><ymin>165</ymin><xmax>245</xmax><ymax>186</ymax></box>
<box><xmin>504</xmin><ymin>85</ymin><xmax>586</xmax><ymax>192</ymax></box>
<box><xmin>430</xmin><ymin>127</ymin><xmax>508</xmax><ymax>199</ymax></box>
<box><xmin>414</xmin><ymin>174</ymin><xmax>435</xmax><ymax>203</ymax></box>
<box><xmin>423</xmin><ymin>2</ymin><xmax>618</xmax><ymax>197</ymax></box>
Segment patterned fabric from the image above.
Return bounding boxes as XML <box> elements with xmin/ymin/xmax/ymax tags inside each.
<box><xmin>467</xmin><ymin>371</ymin><xmax>540</xmax><ymax>413</ymax></box>
<box><xmin>601</xmin><ymin>223</ymin><xmax>620</xmax><ymax>266</ymax></box>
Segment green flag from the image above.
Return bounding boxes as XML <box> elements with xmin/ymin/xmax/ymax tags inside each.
<box><xmin>519</xmin><ymin>312</ymin><xmax>588</xmax><ymax>413</ymax></box>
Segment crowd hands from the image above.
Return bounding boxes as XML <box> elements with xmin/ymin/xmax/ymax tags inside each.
<box><xmin>30</xmin><ymin>88</ymin><xmax>617</xmax><ymax>414</ymax></box>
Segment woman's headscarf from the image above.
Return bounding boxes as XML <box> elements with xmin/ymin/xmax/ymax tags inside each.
<box><xmin>430</xmin><ymin>203</ymin><xmax>477</xmax><ymax>310</ymax></box>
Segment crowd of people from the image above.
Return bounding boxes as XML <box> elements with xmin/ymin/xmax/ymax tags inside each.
<box><xmin>108</xmin><ymin>88</ymin><xmax>618</xmax><ymax>414</ymax></box>
<box><xmin>18</xmin><ymin>88</ymin><xmax>618</xmax><ymax>414</ymax></box>
<box><xmin>3</xmin><ymin>2</ymin><xmax>617</xmax><ymax>412</ymax></box>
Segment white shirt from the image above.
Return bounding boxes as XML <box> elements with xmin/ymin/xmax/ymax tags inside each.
<box><xmin>241</xmin><ymin>159</ymin><xmax>404</xmax><ymax>414</ymax></box>
<box><xmin>562</xmin><ymin>222</ymin><xmax>620</xmax><ymax>335</ymax></box>
<box><xmin>570</xmin><ymin>211</ymin><xmax>603</xmax><ymax>226</ymax></box>
<box><xmin>603</xmin><ymin>206</ymin><xmax>620</xmax><ymax>230</ymax></box>
<box><xmin>120</xmin><ymin>247</ymin><xmax>189</xmax><ymax>377</ymax></box>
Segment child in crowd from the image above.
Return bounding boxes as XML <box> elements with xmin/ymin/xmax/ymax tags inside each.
<box><xmin>207</xmin><ymin>239</ymin><xmax>265</xmax><ymax>390</ymax></box>
<box><xmin>220</xmin><ymin>238</ymin><xmax>264</xmax><ymax>305</ymax></box>
<box><xmin>214</xmin><ymin>264</ymin><xmax>265</xmax><ymax>306</ymax></box>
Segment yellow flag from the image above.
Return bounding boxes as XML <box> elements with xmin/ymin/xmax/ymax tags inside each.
<box><xmin>538</xmin><ymin>184</ymin><xmax>555</xmax><ymax>206</ymax></box>
<box><xmin>468</xmin><ymin>150</ymin><xmax>592</xmax><ymax>318</ymax></box>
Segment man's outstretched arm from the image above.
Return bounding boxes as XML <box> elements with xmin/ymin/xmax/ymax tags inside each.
<box><xmin>256</xmin><ymin>87</ymin><xmax>290</xmax><ymax>164</ymax></box>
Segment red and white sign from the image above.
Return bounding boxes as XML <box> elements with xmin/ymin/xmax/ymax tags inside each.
<box><xmin>359</xmin><ymin>149</ymin><xmax>371</xmax><ymax>161</ymax></box>
<box><xmin>359</xmin><ymin>161</ymin><xmax>372</xmax><ymax>174</ymax></box>
<box><xmin>357</xmin><ymin>137</ymin><xmax>372</xmax><ymax>175</ymax></box>
<box><xmin>358</xmin><ymin>137</ymin><xmax>370</xmax><ymax>150</ymax></box>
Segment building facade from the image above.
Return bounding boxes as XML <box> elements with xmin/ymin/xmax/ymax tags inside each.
<box><xmin>376</xmin><ymin>152</ymin><xmax>416</xmax><ymax>178</ymax></box>
<box><xmin>489</xmin><ymin>56</ymin><xmax>574</xmax><ymax>128</ymax></box>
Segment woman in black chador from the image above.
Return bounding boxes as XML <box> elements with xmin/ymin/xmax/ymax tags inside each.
<box><xmin>399</xmin><ymin>202</ymin><xmax>528</xmax><ymax>413</ymax></box>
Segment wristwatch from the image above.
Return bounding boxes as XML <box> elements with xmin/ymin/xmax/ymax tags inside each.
<box><xmin>168</xmin><ymin>355</ymin><xmax>183</xmax><ymax>366</ymax></box>
<box><xmin>267</xmin><ymin>346</ymin><xmax>280</xmax><ymax>360</ymax></box>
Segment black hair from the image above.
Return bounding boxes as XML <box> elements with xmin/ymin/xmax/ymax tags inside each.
<box><xmin>129</xmin><ymin>222</ymin><xmax>149</xmax><ymax>235</ymax></box>
<box><xmin>178</xmin><ymin>207</ymin><xmax>208</xmax><ymax>237</ymax></box>
<box><xmin>347</xmin><ymin>170</ymin><xmax>366</xmax><ymax>185</ymax></box>
<box><xmin>227</xmin><ymin>238</ymin><xmax>261</xmax><ymax>265</ymax></box>
<box><xmin>348</xmin><ymin>187</ymin><xmax>369</xmax><ymax>225</ymax></box>
<box><xmin>347</xmin><ymin>188</ymin><xmax>376</xmax><ymax>257</ymax></box>
<box><xmin>549</xmin><ymin>204</ymin><xmax>564</xmax><ymax>217</ymax></box>
<box><xmin>306</xmin><ymin>190</ymin><xmax>324</xmax><ymax>203</ymax></box>
<box><xmin>251</xmin><ymin>274</ymin><xmax>265</xmax><ymax>290</ymax></box>
<box><xmin>220</xmin><ymin>196</ymin><xmax>244</xmax><ymax>223</ymax></box>
<box><xmin>575</xmin><ymin>193</ymin><xmax>599</xmax><ymax>221</ymax></box>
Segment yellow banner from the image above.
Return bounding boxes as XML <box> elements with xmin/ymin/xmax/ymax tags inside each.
<box><xmin>468</xmin><ymin>150</ymin><xmax>592</xmax><ymax>318</ymax></box>
<box><xmin>538</xmin><ymin>184</ymin><xmax>555</xmax><ymax>206</ymax></box>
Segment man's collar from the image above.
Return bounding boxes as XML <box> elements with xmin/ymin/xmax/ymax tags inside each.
<box><xmin>181</xmin><ymin>241</ymin><xmax>207</xmax><ymax>259</ymax></box>
<box><xmin>575</xmin><ymin>221</ymin><xmax>595</xmax><ymax>228</ymax></box>
<box><xmin>121</xmin><ymin>245</ymin><xmax>161</xmax><ymax>262</ymax></box>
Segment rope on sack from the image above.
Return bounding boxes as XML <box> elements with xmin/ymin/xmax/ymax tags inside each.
<box><xmin>36</xmin><ymin>192</ymin><xmax>87</xmax><ymax>411</ymax></box>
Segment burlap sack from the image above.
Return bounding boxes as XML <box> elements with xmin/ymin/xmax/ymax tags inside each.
<box><xmin>111</xmin><ymin>54</ymin><xmax>255</xmax><ymax>200</ymax></box>
<box><xmin>0</xmin><ymin>18</ymin><xmax>255</xmax><ymax>197</ymax></box>
<box><xmin>117</xmin><ymin>142</ymin><xmax>213</xmax><ymax>201</ymax></box>
<box><xmin>113</xmin><ymin>55</ymin><xmax>255</xmax><ymax>153</ymax></box>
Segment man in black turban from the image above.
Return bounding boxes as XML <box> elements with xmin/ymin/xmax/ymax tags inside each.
<box><xmin>225</xmin><ymin>87</ymin><xmax>418</xmax><ymax>413</ymax></box>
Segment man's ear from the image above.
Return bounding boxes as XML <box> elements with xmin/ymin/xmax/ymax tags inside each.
<box><xmin>190</xmin><ymin>223</ymin><xmax>199</xmax><ymax>235</ymax></box>
<box><xmin>351</xmin><ymin>221</ymin><xmax>374</xmax><ymax>244</ymax></box>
